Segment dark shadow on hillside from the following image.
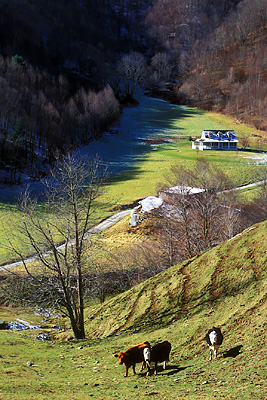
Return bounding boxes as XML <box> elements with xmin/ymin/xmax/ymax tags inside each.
<box><xmin>105</xmin><ymin>165</ymin><xmax>146</xmax><ymax>185</ymax></box>
<box><xmin>223</xmin><ymin>345</ymin><xmax>243</xmax><ymax>358</ymax></box>
<box><xmin>139</xmin><ymin>98</ymin><xmax>205</xmax><ymax>132</ymax></box>
<box><xmin>0</xmin><ymin>97</ymin><xmax>202</xmax><ymax>205</ymax></box>
<box><xmin>139</xmin><ymin>365</ymin><xmax>189</xmax><ymax>377</ymax></box>
<box><xmin>164</xmin><ymin>365</ymin><xmax>189</xmax><ymax>376</ymax></box>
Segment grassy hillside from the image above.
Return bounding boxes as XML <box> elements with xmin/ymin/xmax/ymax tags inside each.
<box><xmin>85</xmin><ymin>220</ymin><xmax>267</xmax><ymax>338</ymax></box>
<box><xmin>1</xmin><ymin>219</ymin><xmax>266</xmax><ymax>400</ymax></box>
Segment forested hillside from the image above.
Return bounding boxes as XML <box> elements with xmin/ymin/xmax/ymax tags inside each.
<box><xmin>0</xmin><ymin>0</ymin><xmax>266</xmax><ymax>182</ymax></box>
<box><xmin>145</xmin><ymin>0</ymin><xmax>267</xmax><ymax>131</ymax></box>
<box><xmin>0</xmin><ymin>0</ymin><xmax>150</xmax><ymax>72</ymax></box>
<box><xmin>0</xmin><ymin>0</ymin><xmax>151</xmax><ymax>182</ymax></box>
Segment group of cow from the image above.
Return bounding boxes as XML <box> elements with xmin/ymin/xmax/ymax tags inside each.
<box><xmin>114</xmin><ymin>326</ymin><xmax>224</xmax><ymax>377</ymax></box>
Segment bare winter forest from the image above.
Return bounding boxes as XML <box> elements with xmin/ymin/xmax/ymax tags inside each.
<box><xmin>0</xmin><ymin>0</ymin><xmax>266</xmax><ymax>181</ymax></box>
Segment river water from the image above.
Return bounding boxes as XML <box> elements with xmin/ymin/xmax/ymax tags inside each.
<box><xmin>0</xmin><ymin>91</ymin><xmax>184</xmax><ymax>203</ymax></box>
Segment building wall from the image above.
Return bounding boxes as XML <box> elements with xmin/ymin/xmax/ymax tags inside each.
<box><xmin>192</xmin><ymin>141</ymin><xmax>238</xmax><ymax>151</ymax></box>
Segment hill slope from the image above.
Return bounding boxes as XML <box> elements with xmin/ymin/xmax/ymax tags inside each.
<box><xmin>86</xmin><ymin>220</ymin><xmax>267</xmax><ymax>339</ymax></box>
<box><xmin>0</xmin><ymin>221</ymin><xmax>266</xmax><ymax>400</ymax></box>
<box><xmin>80</xmin><ymin>220</ymin><xmax>266</xmax><ymax>399</ymax></box>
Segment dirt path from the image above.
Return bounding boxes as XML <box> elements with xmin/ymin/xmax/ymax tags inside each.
<box><xmin>119</xmin><ymin>281</ymin><xmax>153</xmax><ymax>332</ymax></box>
<box><xmin>0</xmin><ymin>209</ymin><xmax>131</xmax><ymax>272</ymax></box>
<box><xmin>176</xmin><ymin>261</ymin><xmax>192</xmax><ymax>319</ymax></box>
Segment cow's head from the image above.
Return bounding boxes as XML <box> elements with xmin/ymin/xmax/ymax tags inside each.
<box><xmin>209</xmin><ymin>331</ymin><xmax>218</xmax><ymax>345</ymax></box>
<box><xmin>143</xmin><ymin>347</ymin><xmax>151</xmax><ymax>362</ymax></box>
<box><xmin>114</xmin><ymin>352</ymin><xmax>124</xmax><ymax>364</ymax></box>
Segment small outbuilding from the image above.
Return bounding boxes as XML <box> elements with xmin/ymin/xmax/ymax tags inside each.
<box><xmin>192</xmin><ymin>130</ymin><xmax>238</xmax><ymax>151</ymax></box>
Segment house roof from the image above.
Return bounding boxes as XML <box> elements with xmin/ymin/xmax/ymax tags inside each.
<box><xmin>200</xmin><ymin>130</ymin><xmax>238</xmax><ymax>142</ymax></box>
<box><xmin>160</xmin><ymin>186</ymin><xmax>205</xmax><ymax>195</ymax></box>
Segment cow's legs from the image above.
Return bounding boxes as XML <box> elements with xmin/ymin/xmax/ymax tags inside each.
<box><xmin>209</xmin><ymin>346</ymin><xmax>213</xmax><ymax>361</ymax></box>
<box><xmin>132</xmin><ymin>363</ymin><xmax>136</xmax><ymax>375</ymax></box>
<box><xmin>214</xmin><ymin>345</ymin><xmax>219</xmax><ymax>360</ymax></box>
<box><xmin>146</xmin><ymin>360</ymin><xmax>151</xmax><ymax>376</ymax></box>
<box><xmin>154</xmin><ymin>362</ymin><xmax>158</xmax><ymax>375</ymax></box>
<box><xmin>140</xmin><ymin>361</ymin><xmax>151</xmax><ymax>375</ymax></box>
<box><xmin>140</xmin><ymin>361</ymin><xmax>145</xmax><ymax>372</ymax></box>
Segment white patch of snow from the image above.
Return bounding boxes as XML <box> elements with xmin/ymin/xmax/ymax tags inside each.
<box><xmin>241</xmin><ymin>153</ymin><xmax>267</xmax><ymax>165</ymax></box>
<box><xmin>139</xmin><ymin>196</ymin><xmax>163</xmax><ymax>213</ymax></box>
<box><xmin>129</xmin><ymin>214</ymin><xmax>139</xmax><ymax>227</ymax></box>
<box><xmin>163</xmin><ymin>186</ymin><xmax>204</xmax><ymax>195</ymax></box>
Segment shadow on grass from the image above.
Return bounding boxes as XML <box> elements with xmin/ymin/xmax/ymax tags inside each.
<box><xmin>139</xmin><ymin>365</ymin><xmax>190</xmax><ymax>377</ymax></box>
<box><xmin>165</xmin><ymin>365</ymin><xmax>189</xmax><ymax>376</ymax></box>
<box><xmin>223</xmin><ymin>345</ymin><xmax>243</xmax><ymax>358</ymax></box>
<box><xmin>105</xmin><ymin>166</ymin><xmax>146</xmax><ymax>186</ymax></box>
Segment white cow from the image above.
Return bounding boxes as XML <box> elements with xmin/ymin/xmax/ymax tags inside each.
<box><xmin>205</xmin><ymin>327</ymin><xmax>224</xmax><ymax>361</ymax></box>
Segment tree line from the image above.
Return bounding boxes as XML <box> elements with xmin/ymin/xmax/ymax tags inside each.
<box><xmin>145</xmin><ymin>0</ymin><xmax>267</xmax><ymax>131</ymax></box>
<box><xmin>1</xmin><ymin>0</ymin><xmax>266</xmax><ymax>184</ymax></box>
<box><xmin>0</xmin><ymin>0</ymin><xmax>152</xmax><ymax>182</ymax></box>
<box><xmin>0</xmin><ymin>56</ymin><xmax>120</xmax><ymax>183</ymax></box>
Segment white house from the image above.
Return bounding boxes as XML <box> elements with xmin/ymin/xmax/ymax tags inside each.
<box><xmin>192</xmin><ymin>130</ymin><xmax>238</xmax><ymax>151</ymax></box>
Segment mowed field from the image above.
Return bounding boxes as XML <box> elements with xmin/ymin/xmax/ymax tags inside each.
<box><xmin>105</xmin><ymin>139</ymin><xmax>267</xmax><ymax>204</ymax></box>
<box><xmin>0</xmin><ymin>140</ymin><xmax>266</xmax><ymax>265</ymax></box>
<box><xmin>0</xmin><ymin>100</ymin><xmax>267</xmax><ymax>265</ymax></box>
<box><xmin>0</xmin><ymin>219</ymin><xmax>266</xmax><ymax>400</ymax></box>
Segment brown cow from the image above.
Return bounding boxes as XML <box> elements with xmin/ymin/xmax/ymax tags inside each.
<box><xmin>114</xmin><ymin>341</ymin><xmax>150</xmax><ymax>377</ymax></box>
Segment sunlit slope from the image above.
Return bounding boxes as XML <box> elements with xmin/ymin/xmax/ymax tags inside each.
<box><xmin>85</xmin><ymin>220</ymin><xmax>267</xmax><ymax>339</ymax></box>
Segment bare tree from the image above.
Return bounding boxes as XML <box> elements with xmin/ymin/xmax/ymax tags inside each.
<box><xmin>149</xmin><ymin>52</ymin><xmax>173</xmax><ymax>88</ymax></box>
<box><xmin>240</xmin><ymin>167</ymin><xmax>267</xmax><ymax>227</ymax></box>
<box><xmin>156</xmin><ymin>159</ymin><xmax>241</xmax><ymax>262</ymax></box>
<box><xmin>238</xmin><ymin>136</ymin><xmax>250</xmax><ymax>149</ymax></box>
<box><xmin>7</xmin><ymin>154</ymin><xmax>107</xmax><ymax>339</ymax></box>
<box><xmin>117</xmin><ymin>51</ymin><xmax>147</xmax><ymax>98</ymax></box>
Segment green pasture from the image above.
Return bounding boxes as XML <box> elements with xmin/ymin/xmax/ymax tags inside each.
<box><xmin>0</xmin><ymin>325</ymin><xmax>265</xmax><ymax>400</ymax></box>
<box><xmin>0</xmin><ymin>219</ymin><xmax>266</xmax><ymax>400</ymax></box>
<box><xmin>105</xmin><ymin>140</ymin><xmax>266</xmax><ymax>204</ymax></box>
<box><xmin>152</xmin><ymin>101</ymin><xmax>267</xmax><ymax>146</ymax></box>
<box><xmin>0</xmin><ymin>141</ymin><xmax>266</xmax><ymax>264</ymax></box>
<box><xmin>0</xmin><ymin>104</ymin><xmax>266</xmax><ymax>265</ymax></box>
<box><xmin>0</xmin><ymin>204</ymin><xmax>24</xmax><ymax>265</ymax></box>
